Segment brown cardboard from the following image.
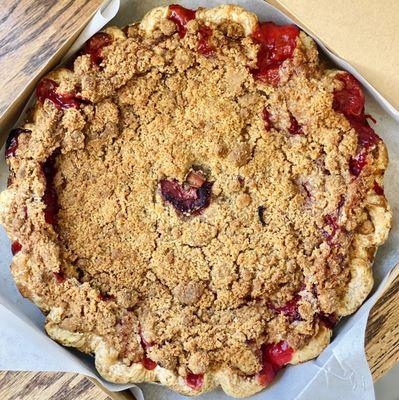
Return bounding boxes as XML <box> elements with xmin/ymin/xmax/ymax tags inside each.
<box><xmin>272</xmin><ymin>0</ymin><xmax>399</xmax><ymax>111</ymax></box>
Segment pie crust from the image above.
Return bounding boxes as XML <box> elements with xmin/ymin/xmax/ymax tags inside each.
<box><xmin>0</xmin><ymin>4</ymin><xmax>391</xmax><ymax>398</ymax></box>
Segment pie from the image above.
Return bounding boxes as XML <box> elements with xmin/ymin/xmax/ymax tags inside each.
<box><xmin>0</xmin><ymin>4</ymin><xmax>392</xmax><ymax>398</ymax></box>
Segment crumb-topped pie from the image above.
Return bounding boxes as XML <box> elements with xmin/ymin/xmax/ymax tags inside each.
<box><xmin>0</xmin><ymin>4</ymin><xmax>392</xmax><ymax>398</ymax></box>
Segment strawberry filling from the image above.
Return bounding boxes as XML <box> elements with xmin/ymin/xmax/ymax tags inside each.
<box><xmin>318</xmin><ymin>312</ymin><xmax>338</xmax><ymax>329</ymax></box>
<box><xmin>42</xmin><ymin>154</ymin><xmax>59</xmax><ymax>225</ymax></box>
<box><xmin>333</xmin><ymin>73</ymin><xmax>380</xmax><ymax>176</ymax></box>
<box><xmin>139</xmin><ymin>329</ymin><xmax>157</xmax><ymax>370</ymax></box>
<box><xmin>11</xmin><ymin>240</ymin><xmax>22</xmax><ymax>255</ymax></box>
<box><xmin>186</xmin><ymin>372</ymin><xmax>204</xmax><ymax>390</ymax></box>
<box><xmin>168</xmin><ymin>4</ymin><xmax>196</xmax><ymax>38</ymax></box>
<box><xmin>348</xmin><ymin>151</ymin><xmax>368</xmax><ymax>177</ymax></box>
<box><xmin>53</xmin><ymin>271</ymin><xmax>66</xmax><ymax>284</ymax></box>
<box><xmin>5</xmin><ymin>129</ymin><xmax>31</xmax><ymax>158</ymax></box>
<box><xmin>256</xmin><ymin>341</ymin><xmax>293</xmax><ymax>386</ymax></box>
<box><xmin>262</xmin><ymin>107</ymin><xmax>272</xmax><ymax>130</ymax></box>
<box><xmin>288</xmin><ymin>115</ymin><xmax>304</xmax><ymax>135</ymax></box>
<box><xmin>198</xmin><ymin>25</ymin><xmax>215</xmax><ymax>57</ymax></box>
<box><xmin>36</xmin><ymin>79</ymin><xmax>81</xmax><ymax>110</ymax></box>
<box><xmin>252</xmin><ymin>22</ymin><xmax>299</xmax><ymax>85</ymax></box>
<box><xmin>160</xmin><ymin>174</ymin><xmax>213</xmax><ymax>215</ymax></box>
<box><xmin>81</xmin><ymin>32</ymin><xmax>112</xmax><ymax>66</ymax></box>
<box><xmin>269</xmin><ymin>295</ymin><xmax>301</xmax><ymax>321</ymax></box>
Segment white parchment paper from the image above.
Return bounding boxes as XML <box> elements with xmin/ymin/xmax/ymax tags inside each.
<box><xmin>0</xmin><ymin>1</ymin><xmax>398</xmax><ymax>399</ymax></box>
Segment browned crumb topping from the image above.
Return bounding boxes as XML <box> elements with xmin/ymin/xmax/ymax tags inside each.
<box><xmin>2</xmin><ymin>15</ymin><xmax>385</xmax><ymax>378</ymax></box>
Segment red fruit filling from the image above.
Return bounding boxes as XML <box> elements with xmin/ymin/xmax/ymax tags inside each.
<box><xmin>36</xmin><ymin>78</ymin><xmax>81</xmax><ymax>110</ymax></box>
<box><xmin>256</xmin><ymin>341</ymin><xmax>293</xmax><ymax>386</ymax></box>
<box><xmin>288</xmin><ymin>115</ymin><xmax>304</xmax><ymax>135</ymax></box>
<box><xmin>81</xmin><ymin>32</ymin><xmax>112</xmax><ymax>65</ymax></box>
<box><xmin>139</xmin><ymin>329</ymin><xmax>157</xmax><ymax>370</ymax></box>
<box><xmin>160</xmin><ymin>174</ymin><xmax>213</xmax><ymax>215</ymax></box>
<box><xmin>142</xmin><ymin>356</ymin><xmax>157</xmax><ymax>370</ymax></box>
<box><xmin>252</xmin><ymin>22</ymin><xmax>299</xmax><ymax>85</ymax></box>
<box><xmin>270</xmin><ymin>295</ymin><xmax>301</xmax><ymax>321</ymax></box>
<box><xmin>333</xmin><ymin>73</ymin><xmax>380</xmax><ymax>176</ymax></box>
<box><xmin>322</xmin><ymin>214</ymin><xmax>340</xmax><ymax>244</ymax></box>
<box><xmin>53</xmin><ymin>271</ymin><xmax>66</xmax><ymax>284</ymax></box>
<box><xmin>11</xmin><ymin>240</ymin><xmax>22</xmax><ymax>255</ymax></box>
<box><xmin>348</xmin><ymin>151</ymin><xmax>367</xmax><ymax>177</ymax></box>
<box><xmin>318</xmin><ymin>312</ymin><xmax>338</xmax><ymax>329</ymax></box>
<box><xmin>373</xmin><ymin>181</ymin><xmax>384</xmax><ymax>195</ymax></box>
<box><xmin>198</xmin><ymin>25</ymin><xmax>215</xmax><ymax>57</ymax></box>
<box><xmin>333</xmin><ymin>73</ymin><xmax>365</xmax><ymax>117</ymax></box>
<box><xmin>168</xmin><ymin>4</ymin><xmax>196</xmax><ymax>38</ymax></box>
<box><xmin>99</xmin><ymin>292</ymin><xmax>115</xmax><ymax>301</ymax></box>
<box><xmin>186</xmin><ymin>372</ymin><xmax>204</xmax><ymax>390</ymax></box>
<box><xmin>42</xmin><ymin>154</ymin><xmax>59</xmax><ymax>225</ymax></box>
<box><xmin>322</xmin><ymin>196</ymin><xmax>345</xmax><ymax>244</ymax></box>
<box><xmin>262</xmin><ymin>107</ymin><xmax>272</xmax><ymax>130</ymax></box>
<box><xmin>5</xmin><ymin>129</ymin><xmax>31</xmax><ymax>159</ymax></box>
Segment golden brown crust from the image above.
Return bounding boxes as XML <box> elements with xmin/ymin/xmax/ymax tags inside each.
<box><xmin>0</xmin><ymin>4</ymin><xmax>391</xmax><ymax>398</ymax></box>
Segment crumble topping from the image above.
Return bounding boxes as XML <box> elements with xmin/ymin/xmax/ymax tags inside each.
<box><xmin>0</xmin><ymin>4</ymin><xmax>390</xmax><ymax>395</ymax></box>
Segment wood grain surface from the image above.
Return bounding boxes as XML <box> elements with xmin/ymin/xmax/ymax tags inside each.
<box><xmin>0</xmin><ymin>0</ymin><xmax>398</xmax><ymax>399</ymax></box>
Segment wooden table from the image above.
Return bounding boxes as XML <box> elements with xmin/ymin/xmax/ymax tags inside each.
<box><xmin>0</xmin><ymin>1</ymin><xmax>398</xmax><ymax>398</ymax></box>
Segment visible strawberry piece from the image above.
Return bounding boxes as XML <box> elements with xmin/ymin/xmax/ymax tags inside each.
<box><xmin>256</xmin><ymin>362</ymin><xmax>276</xmax><ymax>386</ymax></box>
<box><xmin>252</xmin><ymin>22</ymin><xmax>299</xmax><ymax>85</ymax></box>
<box><xmin>288</xmin><ymin>115</ymin><xmax>304</xmax><ymax>135</ymax></box>
<box><xmin>53</xmin><ymin>271</ymin><xmax>66</xmax><ymax>283</ymax></box>
<box><xmin>168</xmin><ymin>4</ymin><xmax>196</xmax><ymax>38</ymax></box>
<box><xmin>5</xmin><ymin>128</ymin><xmax>31</xmax><ymax>159</ymax></box>
<box><xmin>333</xmin><ymin>73</ymin><xmax>365</xmax><ymax>117</ymax></box>
<box><xmin>142</xmin><ymin>356</ymin><xmax>157</xmax><ymax>370</ymax></box>
<box><xmin>373</xmin><ymin>181</ymin><xmax>384</xmax><ymax>195</ymax></box>
<box><xmin>81</xmin><ymin>32</ymin><xmax>112</xmax><ymax>65</ymax></box>
<box><xmin>262</xmin><ymin>107</ymin><xmax>273</xmax><ymax>130</ymax></box>
<box><xmin>256</xmin><ymin>340</ymin><xmax>293</xmax><ymax>386</ymax></box>
<box><xmin>270</xmin><ymin>295</ymin><xmax>301</xmax><ymax>321</ymax></box>
<box><xmin>349</xmin><ymin>151</ymin><xmax>368</xmax><ymax>177</ymax></box>
<box><xmin>11</xmin><ymin>240</ymin><xmax>22</xmax><ymax>255</ymax></box>
<box><xmin>318</xmin><ymin>312</ymin><xmax>338</xmax><ymax>329</ymax></box>
<box><xmin>42</xmin><ymin>154</ymin><xmax>59</xmax><ymax>225</ymax></box>
<box><xmin>160</xmin><ymin>177</ymin><xmax>213</xmax><ymax>215</ymax></box>
<box><xmin>333</xmin><ymin>73</ymin><xmax>380</xmax><ymax>177</ymax></box>
<box><xmin>263</xmin><ymin>341</ymin><xmax>294</xmax><ymax>368</ymax></box>
<box><xmin>186</xmin><ymin>373</ymin><xmax>204</xmax><ymax>390</ymax></box>
<box><xmin>36</xmin><ymin>79</ymin><xmax>81</xmax><ymax>110</ymax></box>
<box><xmin>139</xmin><ymin>328</ymin><xmax>157</xmax><ymax>370</ymax></box>
<box><xmin>347</xmin><ymin>116</ymin><xmax>379</xmax><ymax>149</ymax></box>
<box><xmin>197</xmin><ymin>25</ymin><xmax>215</xmax><ymax>57</ymax></box>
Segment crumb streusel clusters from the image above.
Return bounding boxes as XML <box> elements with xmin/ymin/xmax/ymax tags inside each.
<box><xmin>0</xmin><ymin>4</ymin><xmax>391</xmax><ymax>397</ymax></box>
